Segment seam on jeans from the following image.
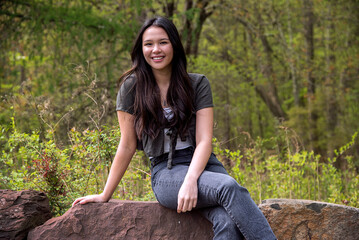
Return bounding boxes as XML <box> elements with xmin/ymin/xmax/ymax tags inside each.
<box><xmin>198</xmin><ymin>184</ymin><xmax>218</xmax><ymax>193</ymax></box>
<box><xmin>229</xmin><ymin>206</ymin><xmax>263</xmax><ymax>240</ymax></box>
<box><xmin>155</xmin><ymin>180</ymin><xmax>183</xmax><ymax>187</ymax></box>
<box><xmin>226</xmin><ymin>208</ymin><xmax>251</xmax><ymax>240</ymax></box>
<box><xmin>152</xmin><ymin>186</ymin><xmax>159</xmax><ymax>201</ymax></box>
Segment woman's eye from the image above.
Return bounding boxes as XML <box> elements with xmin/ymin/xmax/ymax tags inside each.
<box><xmin>160</xmin><ymin>41</ymin><xmax>168</xmax><ymax>45</ymax></box>
<box><xmin>144</xmin><ymin>43</ymin><xmax>152</xmax><ymax>46</ymax></box>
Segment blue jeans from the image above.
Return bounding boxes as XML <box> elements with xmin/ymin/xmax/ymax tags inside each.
<box><xmin>151</xmin><ymin>148</ymin><xmax>276</xmax><ymax>240</ymax></box>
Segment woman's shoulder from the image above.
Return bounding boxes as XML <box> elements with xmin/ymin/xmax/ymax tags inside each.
<box><xmin>188</xmin><ymin>73</ymin><xmax>210</xmax><ymax>88</ymax></box>
<box><xmin>116</xmin><ymin>74</ymin><xmax>136</xmax><ymax>113</ymax></box>
<box><xmin>188</xmin><ymin>73</ymin><xmax>213</xmax><ymax>110</ymax></box>
<box><xmin>188</xmin><ymin>73</ymin><xmax>206</xmax><ymax>81</ymax></box>
<box><xmin>118</xmin><ymin>74</ymin><xmax>137</xmax><ymax>97</ymax></box>
<box><xmin>120</xmin><ymin>74</ymin><xmax>137</xmax><ymax>90</ymax></box>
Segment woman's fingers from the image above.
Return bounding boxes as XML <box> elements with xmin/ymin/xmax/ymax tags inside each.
<box><xmin>72</xmin><ymin>194</ymin><xmax>106</xmax><ymax>207</ymax></box>
<box><xmin>177</xmin><ymin>195</ymin><xmax>197</xmax><ymax>213</ymax></box>
<box><xmin>72</xmin><ymin>197</ymin><xmax>85</xmax><ymax>207</ymax></box>
<box><xmin>182</xmin><ymin>198</ymin><xmax>190</xmax><ymax>212</ymax></box>
<box><xmin>193</xmin><ymin>199</ymin><xmax>197</xmax><ymax>209</ymax></box>
<box><xmin>177</xmin><ymin>199</ymin><xmax>183</xmax><ymax>213</ymax></box>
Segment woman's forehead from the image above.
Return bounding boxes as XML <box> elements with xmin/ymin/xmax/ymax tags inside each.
<box><xmin>143</xmin><ymin>26</ymin><xmax>169</xmax><ymax>42</ymax></box>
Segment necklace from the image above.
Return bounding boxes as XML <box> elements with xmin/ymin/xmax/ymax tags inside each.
<box><xmin>163</xmin><ymin>100</ymin><xmax>168</xmax><ymax>107</ymax></box>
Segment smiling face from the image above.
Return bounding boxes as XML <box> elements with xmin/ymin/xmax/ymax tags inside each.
<box><xmin>142</xmin><ymin>26</ymin><xmax>174</xmax><ymax>74</ymax></box>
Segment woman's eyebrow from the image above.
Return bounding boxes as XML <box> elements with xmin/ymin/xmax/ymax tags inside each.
<box><xmin>143</xmin><ymin>38</ymin><xmax>169</xmax><ymax>42</ymax></box>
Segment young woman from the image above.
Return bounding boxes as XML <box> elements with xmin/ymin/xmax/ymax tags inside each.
<box><xmin>73</xmin><ymin>16</ymin><xmax>276</xmax><ymax>240</ymax></box>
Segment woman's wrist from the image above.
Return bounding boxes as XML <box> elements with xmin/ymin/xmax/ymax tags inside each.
<box><xmin>100</xmin><ymin>192</ymin><xmax>112</xmax><ymax>202</ymax></box>
<box><xmin>184</xmin><ymin>173</ymin><xmax>199</xmax><ymax>183</ymax></box>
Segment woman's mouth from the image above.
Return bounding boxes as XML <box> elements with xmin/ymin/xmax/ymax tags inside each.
<box><xmin>152</xmin><ymin>56</ymin><xmax>164</xmax><ymax>61</ymax></box>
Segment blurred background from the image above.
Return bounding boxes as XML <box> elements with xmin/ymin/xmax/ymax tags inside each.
<box><xmin>1</xmin><ymin>0</ymin><xmax>358</xmax><ymax>215</ymax></box>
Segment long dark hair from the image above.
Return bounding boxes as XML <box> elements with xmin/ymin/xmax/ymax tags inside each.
<box><xmin>120</xmin><ymin>17</ymin><xmax>194</xmax><ymax>140</ymax></box>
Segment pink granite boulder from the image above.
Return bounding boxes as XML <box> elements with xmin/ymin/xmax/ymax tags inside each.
<box><xmin>0</xmin><ymin>189</ymin><xmax>52</xmax><ymax>240</ymax></box>
<box><xmin>28</xmin><ymin>200</ymin><xmax>213</xmax><ymax>240</ymax></box>
<box><xmin>259</xmin><ymin>199</ymin><xmax>359</xmax><ymax>240</ymax></box>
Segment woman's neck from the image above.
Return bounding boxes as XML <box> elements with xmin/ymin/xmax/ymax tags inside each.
<box><xmin>153</xmin><ymin>70</ymin><xmax>171</xmax><ymax>108</ymax></box>
<box><xmin>153</xmin><ymin>69</ymin><xmax>171</xmax><ymax>90</ymax></box>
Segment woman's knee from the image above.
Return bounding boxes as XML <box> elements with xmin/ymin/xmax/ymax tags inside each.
<box><xmin>219</xmin><ymin>176</ymin><xmax>249</xmax><ymax>194</ymax></box>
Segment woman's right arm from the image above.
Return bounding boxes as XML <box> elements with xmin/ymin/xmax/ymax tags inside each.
<box><xmin>72</xmin><ymin>111</ymin><xmax>137</xmax><ymax>206</ymax></box>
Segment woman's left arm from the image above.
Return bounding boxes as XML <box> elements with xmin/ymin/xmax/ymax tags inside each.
<box><xmin>177</xmin><ymin>107</ymin><xmax>213</xmax><ymax>213</ymax></box>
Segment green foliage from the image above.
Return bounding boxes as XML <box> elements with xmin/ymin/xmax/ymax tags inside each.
<box><xmin>213</xmin><ymin>130</ymin><xmax>359</xmax><ymax>208</ymax></box>
<box><xmin>2</xmin><ymin>0</ymin><xmax>359</xmax><ymax>167</ymax></box>
<box><xmin>1</xmin><ymin>119</ymin><xmax>358</xmax><ymax>217</ymax></box>
<box><xmin>195</xmin><ymin>0</ymin><xmax>359</xmax><ymax>164</ymax></box>
<box><xmin>0</xmin><ymin>120</ymin><xmax>154</xmax><ymax>216</ymax></box>
<box><xmin>0</xmin><ymin>0</ymin><xmax>143</xmax><ymax>139</ymax></box>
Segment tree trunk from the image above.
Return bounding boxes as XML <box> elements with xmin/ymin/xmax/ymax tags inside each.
<box><xmin>254</xmin><ymin>5</ymin><xmax>288</xmax><ymax>120</ymax></box>
<box><xmin>254</xmin><ymin>84</ymin><xmax>287</xmax><ymax>120</ymax></box>
<box><xmin>163</xmin><ymin>0</ymin><xmax>176</xmax><ymax>18</ymax></box>
<box><xmin>183</xmin><ymin>0</ymin><xmax>194</xmax><ymax>55</ymax></box>
<box><xmin>324</xmin><ymin>2</ymin><xmax>338</xmax><ymax>159</ymax></box>
<box><xmin>286</xmin><ymin>0</ymin><xmax>300</xmax><ymax>107</ymax></box>
<box><xmin>303</xmin><ymin>0</ymin><xmax>319</xmax><ymax>153</ymax></box>
<box><xmin>234</xmin><ymin>13</ymin><xmax>287</xmax><ymax>120</ymax></box>
<box><xmin>192</xmin><ymin>0</ymin><xmax>213</xmax><ymax>57</ymax></box>
<box><xmin>182</xmin><ymin>0</ymin><xmax>213</xmax><ymax>56</ymax></box>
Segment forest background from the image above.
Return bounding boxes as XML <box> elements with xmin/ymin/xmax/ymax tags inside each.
<box><xmin>1</xmin><ymin>0</ymin><xmax>358</xmax><ymax>216</ymax></box>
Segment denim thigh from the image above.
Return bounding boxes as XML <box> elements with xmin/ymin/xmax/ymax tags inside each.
<box><xmin>151</xmin><ymin>153</ymin><xmax>230</xmax><ymax>210</ymax></box>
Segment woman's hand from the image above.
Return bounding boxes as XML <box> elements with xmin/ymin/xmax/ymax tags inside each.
<box><xmin>72</xmin><ymin>193</ymin><xmax>108</xmax><ymax>207</ymax></box>
<box><xmin>177</xmin><ymin>177</ymin><xmax>198</xmax><ymax>213</ymax></box>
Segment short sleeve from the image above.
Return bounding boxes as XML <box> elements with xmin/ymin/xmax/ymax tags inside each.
<box><xmin>116</xmin><ymin>76</ymin><xmax>136</xmax><ymax>114</ymax></box>
<box><xmin>193</xmin><ymin>75</ymin><xmax>214</xmax><ymax>111</ymax></box>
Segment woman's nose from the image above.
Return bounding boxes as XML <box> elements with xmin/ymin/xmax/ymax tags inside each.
<box><xmin>153</xmin><ymin>44</ymin><xmax>161</xmax><ymax>53</ymax></box>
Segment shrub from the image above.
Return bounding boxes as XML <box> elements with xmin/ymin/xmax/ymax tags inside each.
<box><xmin>0</xmin><ymin>118</ymin><xmax>154</xmax><ymax>216</ymax></box>
<box><xmin>1</xmin><ymin>119</ymin><xmax>358</xmax><ymax>216</ymax></box>
<box><xmin>213</xmin><ymin>131</ymin><xmax>359</xmax><ymax>208</ymax></box>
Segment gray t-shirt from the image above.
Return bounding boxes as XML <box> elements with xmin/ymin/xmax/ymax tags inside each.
<box><xmin>116</xmin><ymin>73</ymin><xmax>213</xmax><ymax>158</ymax></box>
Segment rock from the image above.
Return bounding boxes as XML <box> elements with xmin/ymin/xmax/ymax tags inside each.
<box><xmin>28</xmin><ymin>200</ymin><xmax>213</xmax><ymax>240</ymax></box>
<box><xmin>0</xmin><ymin>189</ymin><xmax>52</xmax><ymax>240</ymax></box>
<box><xmin>26</xmin><ymin>198</ymin><xmax>359</xmax><ymax>240</ymax></box>
<box><xmin>259</xmin><ymin>199</ymin><xmax>359</xmax><ymax>240</ymax></box>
